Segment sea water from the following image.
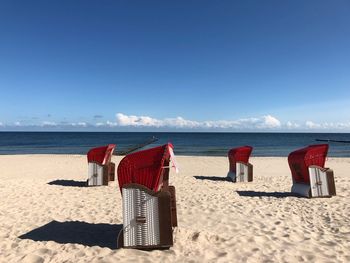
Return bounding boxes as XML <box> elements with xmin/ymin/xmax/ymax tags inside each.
<box><xmin>1</xmin><ymin>132</ymin><xmax>350</xmax><ymax>157</ymax></box>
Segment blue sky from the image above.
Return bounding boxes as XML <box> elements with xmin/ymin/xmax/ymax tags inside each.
<box><xmin>0</xmin><ymin>0</ymin><xmax>349</xmax><ymax>131</ymax></box>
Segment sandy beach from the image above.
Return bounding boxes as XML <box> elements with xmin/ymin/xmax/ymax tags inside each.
<box><xmin>0</xmin><ymin>154</ymin><xmax>349</xmax><ymax>263</ymax></box>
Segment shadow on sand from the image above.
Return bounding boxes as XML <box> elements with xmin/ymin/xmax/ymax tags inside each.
<box><xmin>19</xmin><ymin>220</ymin><xmax>123</xmax><ymax>249</ymax></box>
<box><xmin>48</xmin><ymin>180</ymin><xmax>87</xmax><ymax>187</ymax></box>
<box><xmin>194</xmin><ymin>175</ymin><xmax>230</xmax><ymax>182</ymax></box>
<box><xmin>237</xmin><ymin>190</ymin><xmax>300</xmax><ymax>198</ymax></box>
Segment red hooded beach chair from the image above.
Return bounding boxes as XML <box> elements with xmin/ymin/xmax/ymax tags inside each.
<box><xmin>87</xmin><ymin>144</ymin><xmax>116</xmax><ymax>186</ymax></box>
<box><xmin>117</xmin><ymin>143</ymin><xmax>178</xmax><ymax>249</ymax></box>
<box><xmin>288</xmin><ymin>144</ymin><xmax>336</xmax><ymax>198</ymax></box>
<box><xmin>227</xmin><ymin>146</ymin><xmax>253</xmax><ymax>182</ymax></box>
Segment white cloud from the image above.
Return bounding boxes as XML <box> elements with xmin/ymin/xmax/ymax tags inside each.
<box><xmin>112</xmin><ymin>113</ymin><xmax>348</xmax><ymax>131</ymax></box>
<box><xmin>78</xmin><ymin>122</ymin><xmax>87</xmax><ymax>127</ymax></box>
<box><xmin>71</xmin><ymin>122</ymin><xmax>88</xmax><ymax>127</ymax></box>
<box><xmin>106</xmin><ymin>120</ymin><xmax>118</xmax><ymax>127</ymax></box>
<box><xmin>2</xmin><ymin>114</ymin><xmax>350</xmax><ymax>131</ymax></box>
<box><xmin>286</xmin><ymin>121</ymin><xmax>300</xmax><ymax>129</ymax></box>
<box><xmin>258</xmin><ymin>115</ymin><xmax>281</xmax><ymax>129</ymax></box>
<box><xmin>333</xmin><ymin>122</ymin><xmax>350</xmax><ymax>129</ymax></box>
<box><xmin>305</xmin><ymin>121</ymin><xmax>321</xmax><ymax>129</ymax></box>
<box><xmin>41</xmin><ymin>121</ymin><xmax>57</xmax><ymax>127</ymax></box>
<box><xmin>116</xmin><ymin>113</ymin><xmax>162</xmax><ymax>127</ymax></box>
<box><xmin>305</xmin><ymin>121</ymin><xmax>350</xmax><ymax>130</ymax></box>
<box><xmin>114</xmin><ymin>113</ymin><xmax>282</xmax><ymax>130</ymax></box>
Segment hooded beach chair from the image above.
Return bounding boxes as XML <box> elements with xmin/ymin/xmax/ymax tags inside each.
<box><xmin>117</xmin><ymin>143</ymin><xmax>178</xmax><ymax>249</ymax></box>
<box><xmin>288</xmin><ymin>144</ymin><xmax>336</xmax><ymax>198</ymax></box>
<box><xmin>227</xmin><ymin>146</ymin><xmax>253</xmax><ymax>182</ymax></box>
<box><xmin>87</xmin><ymin>144</ymin><xmax>116</xmax><ymax>186</ymax></box>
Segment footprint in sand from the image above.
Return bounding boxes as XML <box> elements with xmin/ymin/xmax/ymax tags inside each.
<box><xmin>191</xmin><ymin>232</ymin><xmax>200</xmax><ymax>241</ymax></box>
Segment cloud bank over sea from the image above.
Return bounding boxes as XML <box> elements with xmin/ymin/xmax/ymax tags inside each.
<box><xmin>1</xmin><ymin>113</ymin><xmax>350</xmax><ymax>132</ymax></box>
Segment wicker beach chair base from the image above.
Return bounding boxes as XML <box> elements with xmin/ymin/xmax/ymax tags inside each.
<box><xmin>227</xmin><ymin>162</ymin><xmax>253</xmax><ymax>182</ymax></box>
<box><xmin>120</xmin><ymin>184</ymin><xmax>174</xmax><ymax>249</ymax></box>
<box><xmin>87</xmin><ymin>162</ymin><xmax>115</xmax><ymax>186</ymax></box>
<box><xmin>291</xmin><ymin>166</ymin><xmax>336</xmax><ymax>198</ymax></box>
